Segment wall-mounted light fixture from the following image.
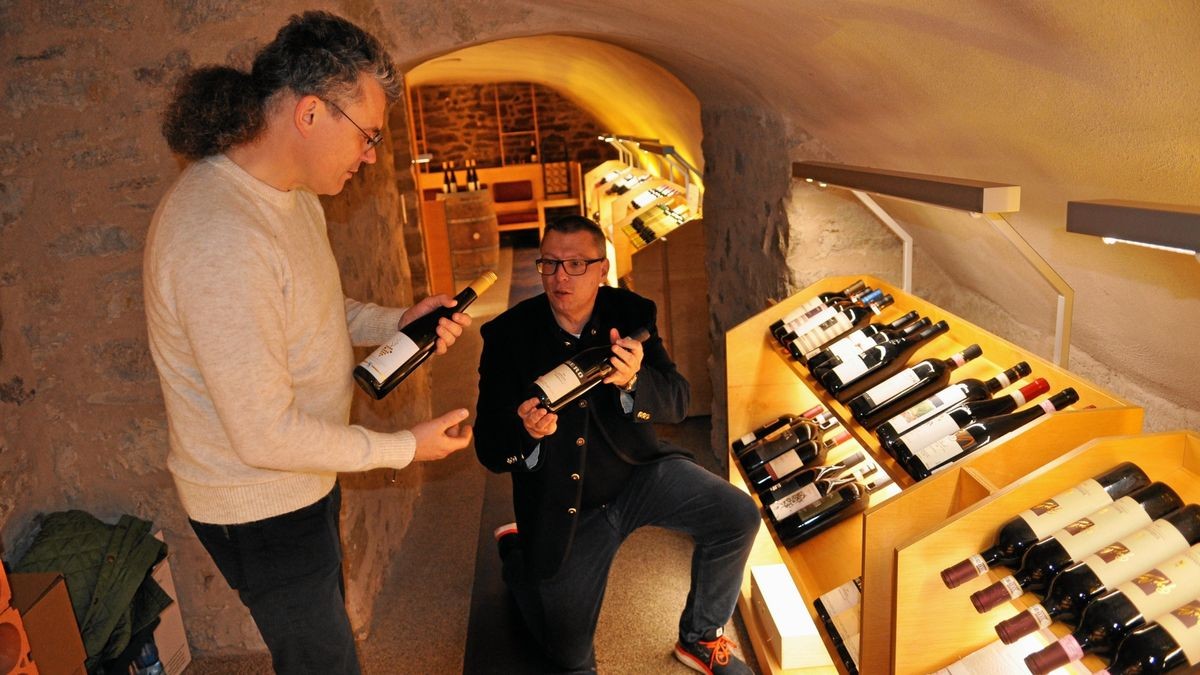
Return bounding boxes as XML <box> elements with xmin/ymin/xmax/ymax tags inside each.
<box><xmin>599</xmin><ymin>135</ymin><xmax>660</xmax><ymax>167</ymax></box>
<box><xmin>636</xmin><ymin>141</ymin><xmax>702</xmax><ymax>188</ymax></box>
<box><xmin>411</xmin><ymin>153</ymin><xmax>432</xmax><ymax>165</ymax></box>
<box><xmin>1066</xmin><ymin>200</ymin><xmax>1200</xmax><ymax>259</ymax></box>
<box><xmin>792</xmin><ymin>161</ymin><xmax>1020</xmax><ymax>214</ymax></box>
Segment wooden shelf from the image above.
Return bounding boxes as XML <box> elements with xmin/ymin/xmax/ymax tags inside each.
<box><xmin>725</xmin><ymin>274</ymin><xmax>1145</xmax><ymax>674</ymax></box>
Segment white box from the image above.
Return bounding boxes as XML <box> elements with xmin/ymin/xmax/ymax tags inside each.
<box><xmin>151</xmin><ymin>532</ymin><xmax>192</xmax><ymax>675</ymax></box>
<box><xmin>749</xmin><ymin>564</ymin><xmax>830</xmax><ymax>669</ymax></box>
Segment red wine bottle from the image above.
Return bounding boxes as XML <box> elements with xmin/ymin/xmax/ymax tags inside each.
<box><xmin>787</xmin><ymin>292</ymin><xmax>899</xmax><ymax>358</ymax></box>
<box><xmin>776</xmin><ymin>483</ymin><xmax>866</xmax><ymax>547</ymax></box>
<box><xmin>969</xmin><ymin>482</ymin><xmax>1183</xmax><ymax>613</ymax></box>
<box><xmin>761</xmin><ymin>451</ymin><xmax>868</xmax><ymax>506</ymax></box>
<box><xmin>996</xmin><ymin>505</ymin><xmax>1200</xmax><ymax>644</ymax></box>
<box><xmin>890</xmin><ymin>378</ymin><xmax>1049</xmax><ymax>464</ymax></box>
<box><xmin>803</xmin><ymin>311</ymin><xmax>922</xmax><ymax>369</ymax></box>
<box><xmin>793</xmin><ymin>314</ymin><xmax>928</xmax><ymax>365</ymax></box>
<box><xmin>769</xmin><ymin>280</ymin><xmax>869</xmax><ymax>337</ymax></box>
<box><xmin>876</xmin><ymin>361</ymin><xmax>1032</xmax><ymax>457</ymax></box>
<box><xmin>903</xmin><ymin>386</ymin><xmax>1076</xmax><ymax>480</ymax></box>
<box><xmin>815</xmin><ymin>320</ymin><xmax>951</xmax><ymax>402</ymax></box>
<box><xmin>847</xmin><ymin>344</ymin><xmax>983</xmax><ymax>429</ymax></box>
<box><xmin>767</xmin><ymin>462</ymin><xmax>883</xmax><ymax>524</ymax></box>
<box><xmin>745</xmin><ymin>431</ymin><xmax>853</xmax><ymax>494</ymax></box>
<box><xmin>1024</xmin><ymin>544</ymin><xmax>1200</xmax><ymax>673</ymax></box>
<box><xmin>731</xmin><ymin>405</ymin><xmax>824</xmax><ymax>454</ymax></box>
<box><xmin>737</xmin><ymin>414</ymin><xmax>836</xmax><ymax>469</ymax></box>
<box><xmin>354</xmin><ymin>271</ymin><xmax>497</xmax><ymax>400</ymax></box>
<box><xmin>1097</xmin><ymin>600</ymin><xmax>1200</xmax><ymax>675</ymax></box>
<box><xmin>530</xmin><ymin>327</ymin><xmax>651</xmax><ymax>412</ymax></box>
<box><xmin>940</xmin><ymin>462</ymin><xmax>1151</xmax><ymax>589</ymax></box>
<box><xmin>776</xmin><ymin>289</ymin><xmax>887</xmax><ymax>346</ymax></box>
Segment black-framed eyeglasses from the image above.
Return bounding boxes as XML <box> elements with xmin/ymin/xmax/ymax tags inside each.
<box><xmin>325</xmin><ymin>99</ymin><xmax>385</xmax><ymax>150</ymax></box>
<box><xmin>535</xmin><ymin>257</ymin><xmax>605</xmax><ymax>276</ymax></box>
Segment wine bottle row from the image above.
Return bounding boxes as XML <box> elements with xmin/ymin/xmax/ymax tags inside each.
<box><xmin>935</xmin><ymin>461</ymin><xmax>1200</xmax><ymax>674</ymax></box>
<box><xmin>437</xmin><ymin>159</ymin><xmax>482</xmax><ymax>194</ymax></box>
<box><xmin>814</xmin><ymin>577</ymin><xmax>864</xmax><ymax>675</ymax></box>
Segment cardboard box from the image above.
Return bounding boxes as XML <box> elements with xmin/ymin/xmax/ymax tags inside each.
<box><xmin>749</xmin><ymin>564</ymin><xmax>827</xmax><ymax>669</ymax></box>
<box><xmin>9</xmin><ymin>572</ymin><xmax>85</xmax><ymax>675</ymax></box>
<box><xmin>150</xmin><ymin>534</ymin><xmax>191</xmax><ymax>675</ymax></box>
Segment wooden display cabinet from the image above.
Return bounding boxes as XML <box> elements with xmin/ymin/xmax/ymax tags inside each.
<box><xmin>725</xmin><ymin>275</ymin><xmax>1144</xmax><ymax>674</ymax></box>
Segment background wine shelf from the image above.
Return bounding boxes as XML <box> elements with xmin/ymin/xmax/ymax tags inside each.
<box><xmin>725</xmin><ymin>274</ymin><xmax>1144</xmax><ymax>674</ymax></box>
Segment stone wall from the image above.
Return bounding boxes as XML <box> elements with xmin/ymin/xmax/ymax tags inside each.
<box><xmin>411</xmin><ymin>82</ymin><xmax>615</xmax><ymax>170</ymax></box>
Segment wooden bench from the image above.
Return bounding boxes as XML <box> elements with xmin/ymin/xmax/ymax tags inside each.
<box><xmin>491</xmin><ymin>180</ymin><xmax>541</xmax><ymax>234</ymax></box>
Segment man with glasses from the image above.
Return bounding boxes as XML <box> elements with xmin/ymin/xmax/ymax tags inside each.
<box><xmin>475</xmin><ymin>215</ymin><xmax>759</xmax><ymax>674</ymax></box>
<box><xmin>144</xmin><ymin>12</ymin><xmax>473</xmax><ymax>673</ymax></box>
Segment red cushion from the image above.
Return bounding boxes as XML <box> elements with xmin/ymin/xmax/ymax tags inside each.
<box><xmin>497</xmin><ymin>211</ymin><xmax>538</xmax><ymax>225</ymax></box>
<box><xmin>492</xmin><ymin>180</ymin><xmax>534</xmax><ymax>203</ymax></box>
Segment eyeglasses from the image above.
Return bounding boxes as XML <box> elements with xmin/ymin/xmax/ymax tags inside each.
<box><xmin>535</xmin><ymin>257</ymin><xmax>605</xmax><ymax>276</ymax></box>
<box><xmin>325</xmin><ymin>99</ymin><xmax>385</xmax><ymax>151</ymax></box>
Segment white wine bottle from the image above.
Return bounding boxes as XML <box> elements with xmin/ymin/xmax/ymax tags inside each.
<box><xmin>531</xmin><ymin>328</ymin><xmax>651</xmax><ymax>412</ymax></box>
<box><xmin>353</xmin><ymin>271</ymin><xmax>497</xmax><ymax>400</ymax></box>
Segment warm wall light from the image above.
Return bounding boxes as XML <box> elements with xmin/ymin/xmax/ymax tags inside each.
<box><xmin>792</xmin><ymin>161</ymin><xmax>1020</xmax><ymax>213</ymax></box>
<box><xmin>1066</xmin><ymin>200</ymin><xmax>1200</xmax><ymax>257</ymax></box>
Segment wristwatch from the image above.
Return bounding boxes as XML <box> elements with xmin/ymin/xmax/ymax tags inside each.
<box><xmin>621</xmin><ymin>373</ymin><xmax>639</xmax><ymax>392</ymax></box>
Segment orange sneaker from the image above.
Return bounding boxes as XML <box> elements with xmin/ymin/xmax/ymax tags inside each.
<box><xmin>674</xmin><ymin>628</ymin><xmax>751</xmax><ymax>675</ymax></box>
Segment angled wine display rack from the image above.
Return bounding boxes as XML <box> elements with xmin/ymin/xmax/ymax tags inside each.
<box><xmin>725</xmin><ymin>274</ymin><xmax>1145</xmax><ymax>674</ymax></box>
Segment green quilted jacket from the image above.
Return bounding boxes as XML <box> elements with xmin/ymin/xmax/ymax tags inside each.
<box><xmin>14</xmin><ymin>510</ymin><xmax>173</xmax><ymax>674</ymax></box>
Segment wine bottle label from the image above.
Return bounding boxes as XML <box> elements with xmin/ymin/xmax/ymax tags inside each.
<box><xmin>817</xmin><ymin>578</ymin><xmax>863</xmax><ymax>618</ymax></box>
<box><xmin>844</xmin><ymin>632</ymin><xmax>862</xmax><ymax>668</ymax></box>
<box><xmin>1055</xmin><ymin>497</ymin><xmax>1151</xmax><ymax>561</ymax></box>
<box><xmin>1120</xmin><ymin>547</ymin><xmax>1200</xmax><ymax>620</ymax></box>
<box><xmin>769</xmin><ymin>483</ymin><xmax>822</xmax><ymax>521</ymax></box>
<box><xmin>967</xmin><ymin>554</ymin><xmax>989</xmax><ymax>577</ymax></box>
<box><xmin>911</xmin><ymin>433</ymin><xmax>968</xmax><ymax>470</ymax></box>
<box><xmin>826</xmin><ymin>331</ymin><xmax>876</xmax><ymax>362</ymax></box>
<box><xmin>766</xmin><ymin>449</ymin><xmax>805</xmax><ymax>480</ymax></box>
<box><xmin>534</xmin><ymin>360</ymin><xmax>587</xmax><ymax>404</ymax></box>
<box><xmin>1156</xmin><ymin>599</ymin><xmax>1200</xmax><ymax>665</ymax></box>
<box><xmin>1017</xmin><ymin>479</ymin><xmax>1111</xmax><ymax>539</ymax></box>
<box><xmin>994</xmin><ymin>372</ymin><xmax>1013</xmax><ymax>389</ymax></box>
<box><xmin>831</xmin><ymin>604</ymin><xmax>862</xmax><ymax>641</ymax></box>
<box><xmin>1087</xmin><ymin>520</ymin><xmax>1191</xmax><ymax>589</ymax></box>
<box><xmin>737</xmin><ymin>431</ymin><xmax>758</xmax><ymax>447</ymax></box>
<box><xmin>888</xmin><ymin>388</ymin><xmax>967</xmax><ymax>436</ymax></box>
<box><xmin>897</xmin><ymin>413</ymin><xmax>962</xmax><ymax>457</ymax></box>
<box><xmin>860</xmin><ymin>369</ymin><xmax>921</xmax><ymax>408</ymax></box>
<box><xmin>785</xmin><ymin>305</ymin><xmax>839</xmax><ymax>337</ymax></box>
<box><xmin>1029</xmin><ymin>604</ymin><xmax>1053</xmax><ymax>629</ymax></box>
<box><xmin>998</xmin><ymin>574</ymin><xmax>1023</xmax><ymax>600</ymax></box>
<box><xmin>831</xmin><ymin>356</ymin><xmax>870</xmax><ymax>386</ymax></box>
<box><xmin>797</xmin><ymin>313</ymin><xmax>853</xmax><ymax>355</ymax></box>
<box><xmin>359</xmin><ymin>331</ymin><xmax>421</xmax><ymax>382</ymax></box>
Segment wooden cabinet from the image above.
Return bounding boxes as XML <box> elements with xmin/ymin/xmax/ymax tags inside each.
<box><xmin>725</xmin><ymin>274</ymin><xmax>1145</xmax><ymax>674</ymax></box>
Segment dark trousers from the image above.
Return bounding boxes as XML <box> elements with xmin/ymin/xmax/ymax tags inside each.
<box><xmin>502</xmin><ymin>457</ymin><xmax>761</xmax><ymax>673</ymax></box>
<box><xmin>190</xmin><ymin>485</ymin><xmax>360</xmax><ymax>675</ymax></box>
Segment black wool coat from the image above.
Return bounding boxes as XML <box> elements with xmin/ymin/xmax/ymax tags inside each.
<box><xmin>474</xmin><ymin>286</ymin><xmax>692</xmax><ymax>578</ymax></box>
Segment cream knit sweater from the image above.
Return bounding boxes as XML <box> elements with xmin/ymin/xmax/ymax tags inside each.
<box><xmin>144</xmin><ymin>154</ymin><xmax>415</xmax><ymax>525</ymax></box>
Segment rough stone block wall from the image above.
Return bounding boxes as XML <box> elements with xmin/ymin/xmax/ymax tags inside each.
<box><xmin>411</xmin><ymin>82</ymin><xmax>614</xmax><ymax>170</ymax></box>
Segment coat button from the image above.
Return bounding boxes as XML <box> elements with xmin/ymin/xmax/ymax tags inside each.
<box><xmin>579</xmin><ymin>400</ymin><xmax>588</xmax><ymax>409</ymax></box>
<box><xmin>575</xmin><ymin>437</ymin><xmax>585</xmax><ymax>446</ymax></box>
<box><xmin>568</xmin><ymin>507</ymin><xmax>577</xmax><ymax>515</ymax></box>
<box><xmin>570</xmin><ymin>473</ymin><xmax>580</xmax><ymax>481</ymax></box>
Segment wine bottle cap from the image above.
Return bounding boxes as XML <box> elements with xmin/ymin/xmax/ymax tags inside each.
<box><xmin>801</xmin><ymin>404</ymin><xmax>825</xmax><ymax>418</ymax></box>
<box><xmin>1023</xmin><ymin>641</ymin><xmax>1074</xmax><ymax>675</ymax></box>
<box><xmin>960</xmin><ymin>344</ymin><xmax>983</xmax><ymax>361</ymax></box>
<box><xmin>1011</xmin><ymin>361</ymin><xmax>1032</xmax><ymax>377</ymax></box>
<box><xmin>995</xmin><ymin>610</ymin><xmax>1040</xmax><ymax>644</ymax></box>
<box><xmin>969</xmin><ymin>580</ymin><xmax>1014</xmax><ymax>613</ymax></box>
<box><xmin>1019</xmin><ymin>377</ymin><xmax>1050</xmax><ymax>399</ymax></box>
<box><xmin>940</xmin><ymin>558</ymin><xmax>983</xmax><ymax>588</ymax></box>
<box><xmin>468</xmin><ymin>270</ymin><xmax>499</xmax><ymax>296</ymax></box>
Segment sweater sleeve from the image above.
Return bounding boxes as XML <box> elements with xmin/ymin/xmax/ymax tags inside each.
<box><xmin>345</xmin><ymin>297</ymin><xmax>407</xmax><ymax>347</ymax></box>
<box><xmin>170</xmin><ymin>225</ymin><xmax>414</xmax><ymax>474</ymax></box>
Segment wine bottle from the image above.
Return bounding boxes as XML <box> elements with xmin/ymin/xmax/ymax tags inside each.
<box><xmin>530</xmin><ymin>328</ymin><xmax>651</xmax><ymax>412</ymax></box>
<box><xmin>768</xmin><ymin>280</ymin><xmax>868</xmax><ymax>337</ymax></box>
<box><xmin>904</xmin><ymin>386</ymin><xmax>1077</xmax><ymax>480</ymax></box>
<box><xmin>775</xmin><ymin>289</ymin><xmax>884</xmax><ymax>345</ymax></box>
<box><xmin>731</xmin><ymin>405</ymin><xmax>825</xmax><ymax>454</ymax></box>
<box><xmin>1024</xmin><ymin>544</ymin><xmax>1200</xmax><ymax>673</ymax></box>
<box><xmin>876</xmin><ymin>361</ymin><xmax>1032</xmax><ymax>457</ymax></box>
<box><xmin>777</xmin><ymin>484</ymin><xmax>866</xmax><ymax>547</ymax></box>
<box><xmin>788</xmin><ymin>292</ymin><xmax>904</xmax><ymax>358</ymax></box>
<box><xmin>889</xmin><ymin>378</ymin><xmax>1049</xmax><ymax>463</ymax></box>
<box><xmin>529</xmin><ymin>140</ymin><xmax>539</xmax><ymax>163</ymax></box>
<box><xmin>805</xmin><ymin>311</ymin><xmax>921</xmax><ymax>370</ymax></box>
<box><xmin>354</xmin><ymin>271</ymin><xmax>497</xmax><ymax>400</ymax></box>
<box><xmin>816</xmin><ymin>320</ymin><xmax>951</xmax><ymax>402</ymax></box>
<box><xmin>745</xmin><ymin>431</ymin><xmax>853</xmax><ymax>494</ymax></box>
<box><xmin>1097</xmin><ymin>600</ymin><xmax>1200</xmax><ymax>675</ymax></box>
<box><xmin>448</xmin><ymin>160</ymin><xmax>459</xmax><ymax>193</ymax></box>
<box><xmin>761</xmin><ymin>451</ymin><xmax>868</xmax><ymax>506</ymax></box>
<box><xmin>940</xmin><ymin>462</ymin><xmax>1151</xmax><ymax>589</ymax></box>
<box><xmin>466</xmin><ymin>159</ymin><xmax>479</xmax><ymax>191</ymax></box>
<box><xmin>767</xmin><ymin>462</ymin><xmax>882</xmax><ymax>524</ymax></box>
<box><xmin>969</xmin><ymin>482</ymin><xmax>1183</xmax><ymax>613</ymax></box>
<box><xmin>847</xmin><ymin>344</ymin><xmax>983</xmax><ymax>429</ymax></box>
<box><xmin>737</xmin><ymin>414</ymin><xmax>836</xmax><ymax>470</ymax></box>
<box><xmin>440</xmin><ymin>161</ymin><xmax>452</xmax><ymax>194</ymax></box>
<box><xmin>996</xmin><ymin>505</ymin><xmax>1200</xmax><ymax>644</ymax></box>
